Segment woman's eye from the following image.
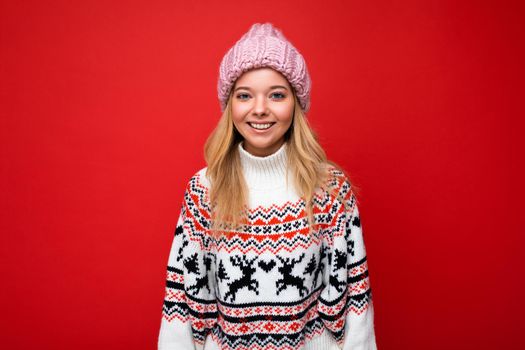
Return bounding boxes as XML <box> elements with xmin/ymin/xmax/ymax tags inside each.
<box><xmin>236</xmin><ymin>92</ymin><xmax>285</xmax><ymax>100</ymax></box>
<box><xmin>236</xmin><ymin>93</ymin><xmax>250</xmax><ymax>100</ymax></box>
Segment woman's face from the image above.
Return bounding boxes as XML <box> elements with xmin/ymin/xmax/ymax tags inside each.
<box><xmin>231</xmin><ymin>67</ymin><xmax>294</xmax><ymax>157</ymax></box>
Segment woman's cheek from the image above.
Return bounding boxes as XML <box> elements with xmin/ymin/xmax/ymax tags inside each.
<box><xmin>232</xmin><ymin>104</ymin><xmax>252</xmax><ymax>117</ymax></box>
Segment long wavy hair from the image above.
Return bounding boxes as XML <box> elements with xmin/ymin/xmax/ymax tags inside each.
<box><xmin>204</xmin><ymin>88</ymin><xmax>359</xmax><ymax>239</ymax></box>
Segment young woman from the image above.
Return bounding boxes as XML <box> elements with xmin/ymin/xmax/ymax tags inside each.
<box><xmin>158</xmin><ymin>23</ymin><xmax>377</xmax><ymax>350</ymax></box>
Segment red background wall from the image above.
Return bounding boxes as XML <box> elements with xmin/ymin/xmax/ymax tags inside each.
<box><xmin>1</xmin><ymin>0</ymin><xmax>523</xmax><ymax>349</ymax></box>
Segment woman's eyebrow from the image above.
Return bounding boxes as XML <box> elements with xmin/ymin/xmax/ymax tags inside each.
<box><xmin>234</xmin><ymin>85</ymin><xmax>289</xmax><ymax>91</ymax></box>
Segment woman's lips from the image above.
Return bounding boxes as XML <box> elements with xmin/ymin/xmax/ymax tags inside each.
<box><xmin>247</xmin><ymin>122</ymin><xmax>275</xmax><ymax>132</ymax></box>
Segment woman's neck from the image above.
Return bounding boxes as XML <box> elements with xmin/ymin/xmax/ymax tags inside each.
<box><xmin>238</xmin><ymin>141</ymin><xmax>288</xmax><ymax>190</ymax></box>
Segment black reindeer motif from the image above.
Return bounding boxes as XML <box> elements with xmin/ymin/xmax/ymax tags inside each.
<box><xmin>186</xmin><ymin>254</ymin><xmax>212</xmax><ymax>296</ymax></box>
<box><xmin>347</xmin><ymin>238</ymin><xmax>355</xmax><ymax>257</ymax></box>
<box><xmin>329</xmin><ymin>248</ymin><xmax>347</xmax><ymax>294</ymax></box>
<box><xmin>176</xmin><ymin>226</ymin><xmax>189</xmax><ymax>262</ymax></box>
<box><xmin>329</xmin><ymin>274</ymin><xmax>346</xmax><ymax>293</ymax></box>
<box><xmin>276</xmin><ymin>253</ymin><xmax>309</xmax><ymax>297</ymax></box>
<box><xmin>304</xmin><ymin>255</ymin><xmax>317</xmax><ymax>275</ymax></box>
<box><xmin>223</xmin><ymin>255</ymin><xmax>259</xmax><ymax>302</ymax></box>
<box><xmin>334</xmin><ymin>249</ymin><xmax>347</xmax><ymax>271</ymax></box>
<box><xmin>312</xmin><ymin>245</ymin><xmax>327</xmax><ymax>289</ymax></box>
<box><xmin>345</xmin><ymin>214</ymin><xmax>358</xmax><ymax>257</ymax></box>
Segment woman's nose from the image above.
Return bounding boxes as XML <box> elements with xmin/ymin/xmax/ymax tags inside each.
<box><xmin>253</xmin><ymin>96</ymin><xmax>268</xmax><ymax>116</ymax></box>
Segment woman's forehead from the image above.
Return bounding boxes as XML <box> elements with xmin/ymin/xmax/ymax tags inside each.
<box><xmin>234</xmin><ymin>67</ymin><xmax>291</xmax><ymax>88</ymax></box>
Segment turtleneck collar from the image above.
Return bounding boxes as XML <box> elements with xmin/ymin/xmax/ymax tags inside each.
<box><xmin>237</xmin><ymin>141</ymin><xmax>289</xmax><ymax>190</ymax></box>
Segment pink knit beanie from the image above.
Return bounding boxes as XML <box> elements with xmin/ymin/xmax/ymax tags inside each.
<box><xmin>217</xmin><ymin>23</ymin><xmax>312</xmax><ymax>114</ymax></box>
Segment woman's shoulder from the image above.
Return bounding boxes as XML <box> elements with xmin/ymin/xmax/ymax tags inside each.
<box><xmin>182</xmin><ymin>166</ymin><xmax>211</xmax><ymax>202</ymax></box>
<box><xmin>181</xmin><ymin>166</ymin><xmax>212</xmax><ymax>215</ymax></box>
<box><xmin>318</xmin><ymin>162</ymin><xmax>358</xmax><ymax>205</ymax></box>
<box><xmin>321</xmin><ymin>162</ymin><xmax>352</xmax><ymax>189</ymax></box>
<box><xmin>183</xmin><ymin>166</ymin><xmax>209</xmax><ymax>188</ymax></box>
<box><xmin>192</xmin><ymin>166</ymin><xmax>211</xmax><ymax>188</ymax></box>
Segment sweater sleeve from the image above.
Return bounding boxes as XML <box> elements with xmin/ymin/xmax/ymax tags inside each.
<box><xmin>158</xmin><ymin>177</ymin><xmax>217</xmax><ymax>350</ymax></box>
<box><xmin>317</xmin><ymin>178</ymin><xmax>377</xmax><ymax>350</ymax></box>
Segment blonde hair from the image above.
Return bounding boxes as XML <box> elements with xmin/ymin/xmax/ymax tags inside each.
<box><xmin>204</xmin><ymin>90</ymin><xmax>359</xmax><ymax>238</ymax></box>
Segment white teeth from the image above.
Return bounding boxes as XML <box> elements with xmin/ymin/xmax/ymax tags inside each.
<box><xmin>249</xmin><ymin>122</ymin><xmax>273</xmax><ymax>130</ymax></box>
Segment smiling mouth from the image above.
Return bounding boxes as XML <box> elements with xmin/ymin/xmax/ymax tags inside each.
<box><xmin>248</xmin><ymin>122</ymin><xmax>276</xmax><ymax>130</ymax></box>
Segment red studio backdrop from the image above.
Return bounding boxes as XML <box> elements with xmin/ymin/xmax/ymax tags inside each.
<box><xmin>1</xmin><ymin>1</ymin><xmax>524</xmax><ymax>349</ymax></box>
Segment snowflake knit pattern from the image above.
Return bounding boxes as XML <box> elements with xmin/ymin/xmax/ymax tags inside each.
<box><xmin>158</xmin><ymin>141</ymin><xmax>377</xmax><ymax>350</ymax></box>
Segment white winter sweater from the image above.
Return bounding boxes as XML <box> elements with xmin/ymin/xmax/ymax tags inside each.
<box><xmin>158</xmin><ymin>141</ymin><xmax>377</xmax><ymax>350</ymax></box>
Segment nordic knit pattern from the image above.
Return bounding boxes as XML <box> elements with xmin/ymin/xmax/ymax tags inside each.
<box><xmin>158</xmin><ymin>141</ymin><xmax>377</xmax><ymax>350</ymax></box>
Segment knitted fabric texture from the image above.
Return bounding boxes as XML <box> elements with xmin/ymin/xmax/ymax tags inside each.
<box><xmin>217</xmin><ymin>23</ymin><xmax>312</xmax><ymax>114</ymax></box>
<box><xmin>158</xmin><ymin>142</ymin><xmax>377</xmax><ymax>350</ymax></box>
